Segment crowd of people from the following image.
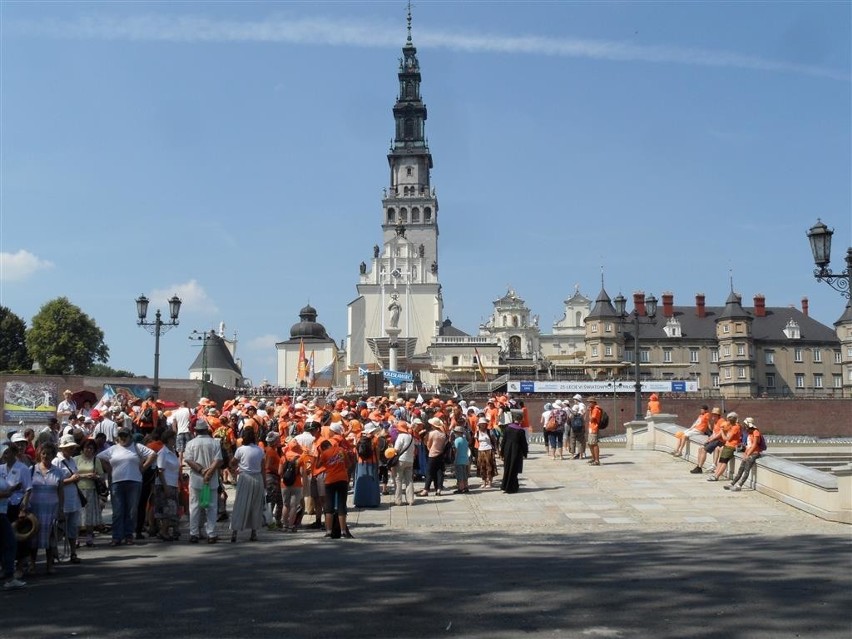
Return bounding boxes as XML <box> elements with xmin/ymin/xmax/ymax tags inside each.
<box><xmin>0</xmin><ymin>388</ymin><xmax>767</xmax><ymax>592</ymax></box>
<box><xmin>0</xmin><ymin>390</ymin><xmax>540</xmax><ymax>589</ymax></box>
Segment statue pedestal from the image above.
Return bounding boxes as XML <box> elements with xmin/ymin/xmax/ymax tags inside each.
<box><xmin>386</xmin><ymin>327</ymin><xmax>401</xmax><ymax>372</ymax></box>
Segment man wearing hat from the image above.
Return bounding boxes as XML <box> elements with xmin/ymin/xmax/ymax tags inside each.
<box><xmin>725</xmin><ymin>418</ymin><xmax>763</xmax><ymax>491</ymax></box>
<box><xmin>54</xmin><ymin>435</ymin><xmax>83</xmax><ymax>563</ymax></box>
<box><xmin>672</xmin><ymin>405</ymin><xmax>711</xmax><ymax>458</ymax></box>
<box><xmin>586</xmin><ymin>398</ymin><xmax>602</xmax><ymax>466</ymax></box>
<box><xmin>57</xmin><ymin>390</ymin><xmax>76</xmax><ymax>422</ymax></box>
<box><xmin>183</xmin><ymin>419</ymin><xmax>223</xmax><ymax>543</ymax></box>
<box><xmin>707</xmin><ymin>413</ymin><xmax>742</xmax><ymax>482</ymax></box>
<box><xmin>0</xmin><ymin>441</ymin><xmax>26</xmax><ymax>589</ymax></box>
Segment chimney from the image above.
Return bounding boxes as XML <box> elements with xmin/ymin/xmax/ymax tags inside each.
<box><xmin>802</xmin><ymin>297</ymin><xmax>809</xmax><ymax>317</ymax></box>
<box><xmin>753</xmin><ymin>294</ymin><xmax>766</xmax><ymax>318</ymax></box>
<box><xmin>633</xmin><ymin>292</ymin><xmax>646</xmax><ymax>317</ymax></box>
<box><xmin>662</xmin><ymin>292</ymin><xmax>674</xmax><ymax>318</ymax></box>
<box><xmin>696</xmin><ymin>293</ymin><xmax>706</xmax><ymax>318</ymax></box>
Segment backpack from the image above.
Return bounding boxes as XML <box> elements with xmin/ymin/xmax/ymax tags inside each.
<box><xmin>281</xmin><ymin>458</ymin><xmax>298</xmax><ymax>487</ymax></box>
<box><xmin>757</xmin><ymin>434</ymin><xmax>768</xmax><ymax>453</ymax></box>
<box><xmin>358</xmin><ymin>435</ymin><xmax>374</xmax><ymax>460</ymax></box>
<box><xmin>570</xmin><ymin>413</ymin><xmax>585</xmax><ymax>433</ymax></box>
<box><xmin>442</xmin><ymin>435</ymin><xmax>455</xmax><ymax>464</ymax></box>
<box><xmin>552</xmin><ymin>408</ymin><xmax>567</xmax><ymax>428</ymax></box>
<box><xmin>598</xmin><ymin>410</ymin><xmax>610</xmax><ymax>430</ymax></box>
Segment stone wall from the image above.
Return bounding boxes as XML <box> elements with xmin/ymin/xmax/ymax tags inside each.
<box><xmin>507</xmin><ymin>396</ymin><xmax>852</xmax><ymax>438</ymax></box>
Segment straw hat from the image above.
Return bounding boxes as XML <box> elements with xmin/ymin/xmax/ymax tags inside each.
<box><xmin>13</xmin><ymin>513</ymin><xmax>39</xmax><ymax>543</ymax></box>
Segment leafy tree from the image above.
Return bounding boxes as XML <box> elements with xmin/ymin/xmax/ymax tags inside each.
<box><xmin>89</xmin><ymin>363</ymin><xmax>136</xmax><ymax>378</ymax></box>
<box><xmin>26</xmin><ymin>297</ymin><xmax>109</xmax><ymax>374</ymax></box>
<box><xmin>0</xmin><ymin>305</ymin><xmax>32</xmax><ymax>371</ymax></box>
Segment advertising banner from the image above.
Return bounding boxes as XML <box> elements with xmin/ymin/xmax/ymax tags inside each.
<box><xmin>3</xmin><ymin>380</ymin><xmax>58</xmax><ymax>423</ymax></box>
<box><xmin>506</xmin><ymin>380</ymin><xmax>699</xmax><ymax>394</ymax></box>
<box><xmin>383</xmin><ymin>370</ymin><xmax>414</xmax><ymax>385</ymax></box>
<box><xmin>102</xmin><ymin>384</ymin><xmax>156</xmax><ymax>404</ymax></box>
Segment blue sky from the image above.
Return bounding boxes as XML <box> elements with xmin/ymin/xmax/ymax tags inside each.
<box><xmin>1</xmin><ymin>1</ymin><xmax>850</xmax><ymax>387</ymax></box>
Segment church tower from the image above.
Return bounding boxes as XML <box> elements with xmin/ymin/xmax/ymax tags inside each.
<box><xmin>346</xmin><ymin>10</ymin><xmax>443</xmax><ymax>380</ymax></box>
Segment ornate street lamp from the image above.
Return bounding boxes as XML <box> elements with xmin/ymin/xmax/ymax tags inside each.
<box><xmin>614</xmin><ymin>292</ymin><xmax>658</xmax><ymax>421</ymax></box>
<box><xmin>136</xmin><ymin>294</ymin><xmax>182</xmax><ymax>399</ymax></box>
<box><xmin>807</xmin><ymin>219</ymin><xmax>851</xmax><ymax>298</ymax></box>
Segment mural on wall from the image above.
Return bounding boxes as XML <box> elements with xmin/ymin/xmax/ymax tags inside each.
<box><xmin>3</xmin><ymin>380</ymin><xmax>58</xmax><ymax>423</ymax></box>
<box><xmin>102</xmin><ymin>384</ymin><xmax>155</xmax><ymax>405</ymax></box>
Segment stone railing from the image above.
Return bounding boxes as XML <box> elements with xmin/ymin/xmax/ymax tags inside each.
<box><xmin>625</xmin><ymin>414</ymin><xmax>852</xmax><ymax>525</ymax></box>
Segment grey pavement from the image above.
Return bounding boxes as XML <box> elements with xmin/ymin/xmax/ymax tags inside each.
<box><xmin>6</xmin><ymin>443</ymin><xmax>851</xmax><ymax>639</ymax></box>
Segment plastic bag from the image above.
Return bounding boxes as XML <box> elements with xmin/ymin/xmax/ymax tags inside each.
<box><xmin>199</xmin><ymin>483</ymin><xmax>211</xmax><ymax>509</ymax></box>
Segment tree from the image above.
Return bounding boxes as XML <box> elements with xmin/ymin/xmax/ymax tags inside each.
<box><xmin>26</xmin><ymin>297</ymin><xmax>109</xmax><ymax>374</ymax></box>
<box><xmin>89</xmin><ymin>363</ymin><xmax>136</xmax><ymax>378</ymax></box>
<box><xmin>0</xmin><ymin>305</ymin><xmax>32</xmax><ymax>371</ymax></box>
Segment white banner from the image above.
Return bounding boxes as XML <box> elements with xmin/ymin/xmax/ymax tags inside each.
<box><xmin>507</xmin><ymin>380</ymin><xmax>699</xmax><ymax>394</ymax></box>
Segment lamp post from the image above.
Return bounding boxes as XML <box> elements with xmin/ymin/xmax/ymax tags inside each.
<box><xmin>807</xmin><ymin>219</ymin><xmax>852</xmax><ymax>298</ymax></box>
<box><xmin>136</xmin><ymin>294</ymin><xmax>182</xmax><ymax>399</ymax></box>
<box><xmin>189</xmin><ymin>330</ymin><xmax>210</xmax><ymax>398</ymax></box>
<box><xmin>614</xmin><ymin>293</ymin><xmax>658</xmax><ymax>421</ymax></box>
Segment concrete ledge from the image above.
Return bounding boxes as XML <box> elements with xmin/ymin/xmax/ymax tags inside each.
<box><xmin>649</xmin><ymin>419</ymin><xmax>852</xmax><ymax>525</ymax></box>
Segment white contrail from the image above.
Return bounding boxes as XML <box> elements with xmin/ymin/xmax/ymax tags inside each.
<box><xmin>9</xmin><ymin>14</ymin><xmax>849</xmax><ymax>81</ymax></box>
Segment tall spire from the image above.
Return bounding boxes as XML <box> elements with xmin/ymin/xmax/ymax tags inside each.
<box><xmin>406</xmin><ymin>1</ymin><xmax>413</xmax><ymax>44</ymax></box>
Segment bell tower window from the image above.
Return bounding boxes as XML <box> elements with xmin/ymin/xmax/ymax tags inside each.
<box><xmin>404</xmin><ymin>118</ymin><xmax>415</xmax><ymax>138</ymax></box>
<box><xmin>406</xmin><ymin>166</ymin><xmax>413</xmax><ymax>177</ymax></box>
<box><xmin>400</xmin><ymin>208</ymin><xmax>408</xmax><ymax>223</ymax></box>
<box><xmin>424</xmin><ymin>207</ymin><xmax>432</xmax><ymax>222</ymax></box>
<box><xmin>387</xmin><ymin>208</ymin><xmax>395</xmax><ymax>223</ymax></box>
<box><xmin>412</xmin><ymin>207</ymin><xmax>420</xmax><ymax>222</ymax></box>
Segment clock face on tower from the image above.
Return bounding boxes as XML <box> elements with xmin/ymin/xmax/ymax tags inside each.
<box><xmin>391</xmin><ymin>268</ymin><xmax>402</xmax><ymax>279</ymax></box>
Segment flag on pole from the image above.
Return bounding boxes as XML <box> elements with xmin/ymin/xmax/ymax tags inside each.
<box><xmin>297</xmin><ymin>339</ymin><xmax>308</xmax><ymax>383</ymax></box>
<box><xmin>474</xmin><ymin>347</ymin><xmax>488</xmax><ymax>381</ymax></box>
<box><xmin>308</xmin><ymin>351</ymin><xmax>316</xmax><ymax>387</ymax></box>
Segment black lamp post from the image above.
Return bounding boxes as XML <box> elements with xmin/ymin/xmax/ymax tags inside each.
<box><xmin>190</xmin><ymin>329</ymin><xmax>210</xmax><ymax>398</ymax></box>
<box><xmin>136</xmin><ymin>294</ymin><xmax>182</xmax><ymax>399</ymax></box>
<box><xmin>807</xmin><ymin>219</ymin><xmax>851</xmax><ymax>298</ymax></box>
<box><xmin>614</xmin><ymin>293</ymin><xmax>658</xmax><ymax>421</ymax></box>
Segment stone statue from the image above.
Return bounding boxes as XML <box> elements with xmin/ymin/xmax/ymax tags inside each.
<box><xmin>418</xmin><ymin>244</ymin><xmax>425</xmax><ymax>257</ymax></box>
<box><xmin>388</xmin><ymin>296</ymin><xmax>402</xmax><ymax>329</ymax></box>
<box><xmin>373</xmin><ymin>245</ymin><xmax>380</xmax><ymax>258</ymax></box>
<box><xmin>359</xmin><ymin>261</ymin><xmax>366</xmax><ymax>275</ymax></box>
<box><xmin>431</xmin><ymin>261</ymin><xmax>438</xmax><ymax>274</ymax></box>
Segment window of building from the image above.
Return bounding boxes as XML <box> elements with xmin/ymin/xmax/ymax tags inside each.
<box><xmin>834</xmin><ymin>350</ymin><xmax>842</xmax><ymax>364</ymax></box>
<box><xmin>722</xmin><ymin>345</ymin><xmax>731</xmax><ymax>357</ymax></box>
<box><xmin>591</xmin><ymin>323</ymin><xmax>598</xmax><ymax>333</ymax></box>
<box><xmin>848</xmin><ymin>346</ymin><xmax>852</xmax><ymax>358</ymax></box>
<box><xmin>663</xmin><ymin>349</ymin><xmax>673</xmax><ymax>363</ymax></box>
<box><xmin>813</xmin><ymin>349</ymin><xmax>822</xmax><ymax>363</ymax></box>
<box><xmin>737</xmin><ymin>344</ymin><xmax>745</xmax><ymax>356</ymax></box>
<box><xmin>640</xmin><ymin>349</ymin><xmax>650</xmax><ymax>363</ymax></box>
<box><xmin>625</xmin><ymin>349</ymin><xmax>635</xmax><ymax>363</ymax></box>
<box><xmin>605</xmin><ymin>322</ymin><xmax>613</xmax><ymax>333</ymax></box>
<box><xmin>711</xmin><ymin>374</ymin><xmax>720</xmax><ymax>388</ymax></box>
<box><xmin>795</xmin><ymin>373</ymin><xmax>805</xmax><ymax>388</ymax></box>
<box><xmin>814</xmin><ymin>373</ymin><xmax>823</xmax><ymax>388</ymax></box>
<box><xmin>512</xmin><ymin>316</ymin><xmax>519</xmax><ymax>327</ymax></box>
<box><xmin>794</xmin><ymin>348</ymin><xmax>803</xmax><ymax>363</ymax></box>
<box><xmin>591</xmin><ymin>346</ymin><xmax>599</xmax><ymax>357</ymax></box>
<box><xmin>399</xmin><ymin>208</ymin><xmax>408</xmax><ymax>223</ymax></box>
<box><xmin>724</xmin><ymin>368</ymin><xmax>732</xmax><ymax>380</ymax></box>
<box><xmin>689</xmin><ymin>349</ymin><xmax>699</xmax><ymax>363</ymax></box>
<box><xmin>765</xmin><ymin>351</ymin><xmax>775</xmax><ymax>365</ymax></box>
<box><xmin>451</xmin><ymin>356</ymin><xmax>459</xmax><ymax>366</ymax></box>
<box><xmin>723</xmin><ymin>324</ymin><xmax>730</xmax><ymax>334</ymax></box>
<box><xmin>411</xmin><ymin>207</ymin><xmax>420</xmax><ymax>222</ymax></box>
<box><xmin>404</xmin><ymin>118</ymin><xmax>415</xmax><ymax>138</ymax></box>
<box><xmin>766</xmin><ymin>373</ymin><xmax>776</xmax><ymax>388</ymax></box>
<box><xmin>735</xmin><ymin>322</ymin><xmax>744</xmax><ymax>334</ymax></box>
<box><xmin>605</xmin><ymin>345</ymin><xmax>613</xmax><ymax>357</ymax></box>
<box><xmin>737</xmin><ymin>366</ymin><xmax>746</xmax><ymax>379</ymax></box>
<box><xmin>387</xmin><ymin>208</ymin><xmax>395</xmax><ymax>223</ymax></box>
<box><xmin>424</xmin><ymin>207</ymin><xmax>432</xmax><ymax>222</ymax></box>
<box><xmin>833</xmin><ymin>374</ymin><xmax>843</xmax><ymax>388</ymax></box>
<box><xmin>406</xmin><ymin>166</ymin><xmax>413</xmax><ymax>176</ymax></box>
<box><xmin>711</xmin><ymin>350</ymin><xmax>719</xmax><ymax>363</ymax></box>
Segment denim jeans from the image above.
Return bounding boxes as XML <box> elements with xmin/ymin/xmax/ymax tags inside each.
<box><xmin>0</xmin><ymin>513</ymin><xmax>16</xmax><ymax>579</ymax></box>
<box><xmin>111</xmin><ymin>480</ymin><xmax>142</xmax><ymax>541</ymax></box>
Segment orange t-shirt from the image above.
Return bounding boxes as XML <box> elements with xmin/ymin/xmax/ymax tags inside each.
<box><xmin>318</xmin><ymin>443</ymin><xmax>349</xmax><ymax>484</ymax></box>
<box><xmin>745</xmin><ymin>428</ymin><xmax>762</xmax><ymax>456</ymax></box>
<box><xmin>724</xmin><ymin>423</ymin><xmax>742</xmax><ymax>448</ymax></box>
<box><xmin>279</xmin><ymin>448</ymin><xmax>305</xmax><ymax>488</ymax></box>
<box><xmin>588</xmin><ymin>405</ymin><xmax>602</xmax><ymax>434</ymax></box>
<box><xmin>264</xmin><ymin>446</ymin><xmax>281</xmax><ymax>476</ymax></box>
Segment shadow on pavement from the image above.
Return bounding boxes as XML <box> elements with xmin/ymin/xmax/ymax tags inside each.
<box><xmin>7</xmin><ymin>528</ymin><xmax>851</xmax><ymax>639</ymax></box>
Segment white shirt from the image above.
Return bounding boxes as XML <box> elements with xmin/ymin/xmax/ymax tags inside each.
<box><xmin>171</xmin><ymin>406</ymin><xmax>192</xmax><ymax>435</ymax></box>
<box><xmin>97</xmin><ymin>443</ymin><xmax>155</xmax><ymax>483</ymax></box>
<box><xmin>233</xmin><ymin>444</ymin><xmax>264</xmax><ymax>474</ymax></box>
<box><xmin>94</xmin><ymin>418</ymin><xmax>119</xmax><ymax>443</ymax></box>
<box><xmin>477</xmin><ymin>430</ymin><xmax>494</xmax><ymax>451</ymax></box>
<box><xmin>572</xmin><ymin>401</ymin><xmax>586</xmax><ymax>417</ymax></box>
<box><xmin>57</xmin><ymin>399</ymin><xmax>77</xmax><ymax>417</ymax></box>
<box><xmin>394</xmin><ymin>432</ymin><xmax>415</xmax><ymax>463</ymax></box>
<box><xmin>53</xmin><ymin>453</ymin><xmax>81</xmax><ymax>513</ymax></box>
<box><xmin>157</xmin><ymin>446</ymin><xmax>180</xmax><ymax>488</ymax></box>
<box><xmin>1</xmin><ymin>460</ymin><xmax>31</xmax><ymax>506</ymax></box>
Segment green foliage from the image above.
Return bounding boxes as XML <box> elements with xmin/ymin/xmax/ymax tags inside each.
<box><xmin>89</xmin><ymin>363</ymin><xmax>136</xmax><ymax>378</ymax></box>
<box><xmin>0</xmin><ymin>305</ymin><xmax>32</xmax><ymax>371</ymax></box>
<box><xmin>26</xmin><ymin>297</ymin><xmax>109</xmax><ymax>375</ymax></box>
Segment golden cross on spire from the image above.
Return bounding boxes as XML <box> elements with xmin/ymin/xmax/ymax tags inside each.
<box><xmin>406</xmin><ymin>1</ymin><xmax>413</xmax><ymax>44</ymax></box>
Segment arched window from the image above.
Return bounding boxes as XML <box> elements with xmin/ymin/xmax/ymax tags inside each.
<box><xmin>451</xmin><ymin>356</ymin><xmax>459</xmax><ymax>366</ymax></box>
<box><xmin>387</xmin><ymin>208</ymin><xmax>395</xmax><ymax>223</ymax></box>
<box><xmin>404</xmin><ymin>118</ymin><xmax>415</xmax><ymax>138</ymax></box>
<box><xmin>502</xmin><ymin>316</ymin><xmax>507</xmax><ymax>327</ymax></box>
<box><xmin>509</xmin><ymin>336</ymin><xmax>522</xmax><ymax>357</ymax></box>
<box><xmin>424</xmin><ymin>207</ymin><xmax>432</xmax><ymax>222</ymax></box>
<box><xmin>575</xmin><ymin>311</ymin><xmax>582</xmax><ymax>326</ymax></box>
<box><xmin>403</xmin><ymin>186</ymin><xmax>409</xmax><ymax>196</ymax></box>
<box><xmin>513</xmin><ymin>316</ymin><xmax>519</xmax><ymax>327</ymax></box>
<box><xmin>411</xmin><ymin>207</ymin><xmax>420</xmax><ymax>222</ymax></box>
<box><xmin>400</xmin><ymin>208</ymin><xmax>407</xmax><ymax>223</ymax></box>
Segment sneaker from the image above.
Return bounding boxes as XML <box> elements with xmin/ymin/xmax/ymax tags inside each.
<box><xmin>189</xmin><ymin>535</ymin><xmax>199</xmax><ymax>544</ymax></box>
<box><xmin>706</xmin><ymin>476</ymin><xmax>718</xmax><ymax>482</ymax></box>
<box><xmin>730</xmin><ymin>485</ymin><xmax>742</xmax><ymax>492</ymax></box>
<box><xmin>690</xmin><ymin>467</ymin><xmax>703</xmax><ymax>474</ymax></box>
<box><xmin>723</xmin><ymin>485</ymin><xmax>732</xmax><ymax>490</ymax></box>
<box><xmin>3</xmin><ymin>578</ymin><xmax>26</xmax><ymax>590</ymax></box>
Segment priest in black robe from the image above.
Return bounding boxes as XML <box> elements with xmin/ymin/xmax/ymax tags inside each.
<box><xmin>499</xmin><ymin>410</ymin><xmax>529</xmax><ymax>494</ymax></box>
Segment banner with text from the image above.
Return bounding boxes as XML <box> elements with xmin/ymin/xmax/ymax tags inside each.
<box><xmin>507</xmin><ymin>380</ymin><xmax>699</xmax><ymax>394</ymax></box>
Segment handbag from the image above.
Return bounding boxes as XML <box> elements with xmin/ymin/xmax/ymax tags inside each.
<box><xmin>94</xmin><ymin>476</ymin><xmax>110</xmax><ymax>498</ymax></box>
<box><xmin>199</xmin><ymin>483</ymin><xmax>212</xmax><ymax>509</ymax></box>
